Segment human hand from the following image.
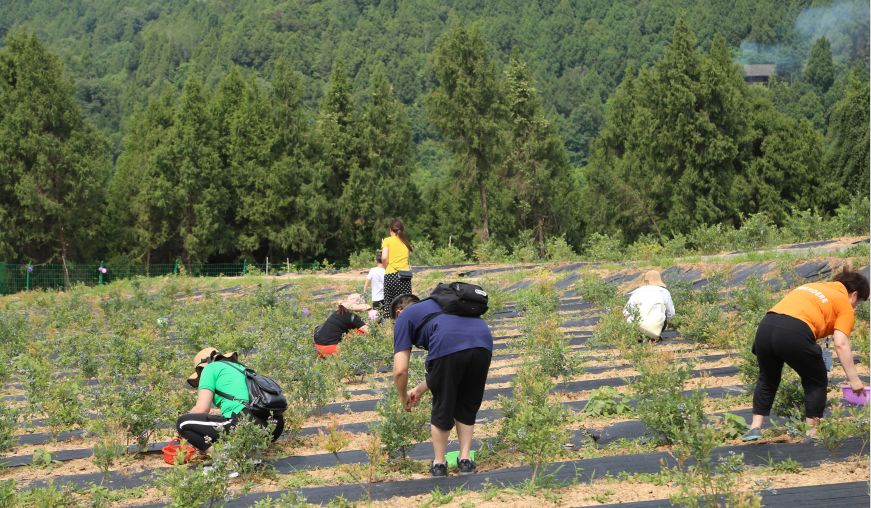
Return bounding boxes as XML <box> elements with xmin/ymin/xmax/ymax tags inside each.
<box><xmin>850</xmin><ymin>379</ymin><xmax>865</xmax><ymax>395</ymax></box>
<box><xmin>406</xmin><ymin>387</ymin><xmax>422</xmax><ymax>410</ymax></box>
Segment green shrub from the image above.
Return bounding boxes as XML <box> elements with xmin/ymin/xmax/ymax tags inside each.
<box><xmin>371</xmin><ymin>387</ymin><xmax>430</xmax><ymax>460</ymax></box>
<box><xmin>583</xmin><ymin>232</ymin><xmax>623</xmax><ymax>261</ymax></box>
<box><xmin>590</xmin><ymin>307</ymin><xmax>639</xmax><ymax>353</ymax></box>
<box><xmin>670</xmin><ymin>301</ymin><xmax>732</xmax><ymax>347</ymax></box>
<box><xmin>582</xmin><ymin>387</ymin><xmax>633</xmax><ymax>418</ymax></box>
<box><xmin>43</xmin><ymin>380</ymin><xmax>87</xmax><ymax>436</ymax></box>
<box><xmin>771</xmin><ymin>369</ymin><xmax>804</xmax><ymax>421</ymax></box>
<box><xmin>252</xmin><ymin>492</ymin><xmax>309</xmax><ymax>507</ymax></box>
<box><xmin>831</xmin><ymin>195</ymin><xmax>870</xmax><ymax>236</ymax></box>
<box><xmin>510</xmin><ymin>231</ymin><xmax>538</xmax><ymax>262</ymax></box>
<box><xmin>473</xmin><ymin>240</ymin><xmax>509</xmax><ymax>264</ymax></box>
<box><xmin>158</xmin><ymin>462</ymin><xmax>229</xmax><ymax>508</ymax></box>
<box><xmin>415</xmin><ymin>237</ymin><xmax>471</xmax><ymax>266</ymax></box>
<box><xmin>815</xmin><ymin>404</ymin><xmax>870</xmax><ymax>455</ymax></box>
<box><xmin>631</xmin><ymin>352</ymin><xmax>705</xmax><ymax>445</ymax></box>
<box><xmin>497</xmin><ymin>366</ymin><xmax>571</xmax><ymax>484</ymax></box>
<box><xmin>518</xmin><ymin>315</ymin><xmax>581</xmax><ymax>379</ymax></box>
<box><xmin>18</xmin><ymin>481</ymin><xmax>68</xmax><ymax>508</ymax></box>
<box><xmin>780</xmin><ymin>208</ymin><xmax>837</xmax><ymax>243</ymax></box>
<box><xmin>0</xmin><ymin>405</ymin><xmax>17</xmax><ymax>454</ymax></box>
<box><xmin>348</xmin><ymin>249</ymin><xmax>377</xmax><ymax>269</ymax></box>
<box><xmin>733</xmin><ymin>212</ymin><xmax>779</xmax><ymax>251</ymax></box>
<box><xmin>0</xmin><ymin>479</ymin><xmax>15</xmax><ymax>508</ymax></box>
<box><xmin>577</xmin><ymin>274</ymin><xmax>619</xmax><ymax>309</ymax></box>
<box><xmin>332</xmin><ymin>324</ymin><xmax>392</xmax><ymax>383</ymax></box>
<box><xmin>544</xmin><ymin>235</ymin><xmax>577</xmax><ymax>261</ymax></box>
<box><xmin>211</xmin><ymin>414</ymin><xmax>277</xmax><ymax>477</ymax></box>
<box><xmin>516</xmin><ymin>280</ymin><xmax>560</xmax><ymax>317</ymax></box>
<box><xmin>686</xmin><ymin>223</ymin><xmax>733</xmax><ymax>254</ymax></box>
<box><xmin>626</xmin><ymin>235</ymin><xmax>663</xmax><ymax>261</ymax></box>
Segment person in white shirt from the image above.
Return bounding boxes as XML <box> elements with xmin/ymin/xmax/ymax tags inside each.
<box><xmin>623</xmin><ymin>270</ymin><xmax>675</xmax><ymax>341</ymax></box>
<box><xmin>363</xmin><ymin>252</ymin><xmax>386</xmax><ymax>311</ymax></box>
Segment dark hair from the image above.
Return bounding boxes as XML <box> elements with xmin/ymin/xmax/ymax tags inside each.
<box><xmin>390</xmin><ymin>293</ymin><xmax>420</xmax><ymax>319</ymax></box>
<box><xmin>833</xmin><ymin>268</ymin><xmax>870</xmax><ymax>301</ymax></box>
<box><xmin>388</xmin><ymin>218</ymin><xmax>413</xmax><ymax>252</ymax></box>
<box><xmin>376</xmin><ymin>251</ymin><xmax>382</xmax><ymax>264</ymax></box>
<box><xmin>336</xmin><ymin>304</ymin><xmax>348</xmax><ymax>316</ymax></box>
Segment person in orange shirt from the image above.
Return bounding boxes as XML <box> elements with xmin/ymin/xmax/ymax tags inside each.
<box><xmin>742</xmin><ymin>269</ymin><xmax>868</xmax><ymax>441</ymax></box>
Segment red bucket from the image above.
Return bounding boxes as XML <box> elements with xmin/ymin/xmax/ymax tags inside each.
<box><xmin>162</xmin><ymin>440</ymin><xmax>198</xmax><ymax>465</ymax></box>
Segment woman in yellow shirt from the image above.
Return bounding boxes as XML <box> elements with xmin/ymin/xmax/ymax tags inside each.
<box><xmin>742</xmin><ymin>269</ymin><xmax>868</xmax><ymax>441</ymax></box>
<box><xmin>380</xmin><ymin>218</ymin><xmax>413</xmax><ymax>318</ymax></box>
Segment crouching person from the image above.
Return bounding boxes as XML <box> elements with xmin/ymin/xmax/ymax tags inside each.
<box><xmin>390</xmin><ymin>294</ymin><xmax>493</xmax><ymax>477</ymax></box>
<box><xmin>177</xmin><ymin>348</ymin><xmax>284</xmax><ymax>452</ymax></box>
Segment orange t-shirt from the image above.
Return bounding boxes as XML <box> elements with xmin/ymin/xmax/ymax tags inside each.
<box><xmin>769</xmin><ymin>281</ymin><xmax>855</xmax><ymax>339</ymax></box>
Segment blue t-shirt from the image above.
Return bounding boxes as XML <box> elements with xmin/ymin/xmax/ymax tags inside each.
<box><xmin>393</xmin><ymin>299</ymin><xmax>493</xmax><ymax>361</ymax></box>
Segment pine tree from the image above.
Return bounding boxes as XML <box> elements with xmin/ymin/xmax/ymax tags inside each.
<box><xmin>823</xmin><ymin>70</ymin><xmax>870</xmax><ymax>206</ymax></box>
<box><xmin>428</xmin><ymin>22</ymin><xmax>506</xmax><ymax>243</ymax></box>
<box><xmin>314</xmin><ymin>60</ymin><xmax>363</xmax><ymax>259</ymax></box>
<box><xmin>804</xmin><ymin>37</ymin><xmax>835</xmax><ymax>93</ymax></box>
<box><xmin>502</xmin><ymin>56</ymin><xmax>578</xmax><ymax>253</ymax></box>
<box><xmin>108</xmin><ymin>93</ymin><xmax>180</xmax><ymax>268</ymax></box>
<box><xmin>341</xmin><ymin>66</ymin><xmax>418</xmax><ymax>252</ymax></box>
<box><xmin>169</xmin><ymin>75</ymin><xmax>227</xmax><ymax>263</ymax></box>
<box><xmin>0</xmin><ymin>32</ymin><xmax>111</xmax><ymax>275</ymax></box>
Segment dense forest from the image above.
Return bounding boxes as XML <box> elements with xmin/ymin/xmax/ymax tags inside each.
<box><xmin>0</xmin><ymin>0</ymin><xmax>868</xmax><ymax>266</ymax></box>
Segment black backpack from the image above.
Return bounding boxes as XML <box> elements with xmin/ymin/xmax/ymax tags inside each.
<box><xmin>213</xmin><ymin>360</ymin><xmax>288</xmax><ymax>417</ymax></box>
<box><xmin>415</xmin><ymin>282</ymin><xmax>489</xmax><ymax>338</ymax></box>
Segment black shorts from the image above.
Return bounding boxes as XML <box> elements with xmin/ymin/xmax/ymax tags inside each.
<box><xmin>372</xmin><ymin>300</ymin><xmax>383</xmax><ymax>310</ymax></box>
<box><xmin>426</xmin><ymin>347</ymin><xmax>492</xmax><ymax>430</ymax></box>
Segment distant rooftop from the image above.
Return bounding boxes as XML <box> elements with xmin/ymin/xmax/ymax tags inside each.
<box><xmin>742</xmin><ymin>64</ymin><xmax>776</xmax><ymax>78</ymax></box>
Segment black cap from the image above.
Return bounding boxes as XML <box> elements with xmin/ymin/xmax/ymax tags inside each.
<box><xmin>390</xmin><ymin>293</ymin><xmax>420</xmax><ymax>319</ymax></box>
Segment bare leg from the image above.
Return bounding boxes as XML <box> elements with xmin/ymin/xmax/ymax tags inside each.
<box><xmin>456</xmin><ymin>421</ymin><xmax>474</xmax><ymax>460</ymax></box>
<box><xmin>751</xmin><ymin>414</ymin><xmax>765</xmax><ymax>429</ymax></box>
<box><xmin>431</xmin><ymin>424</ymin><xmax>450</xmax><ymax>464</ymax></box>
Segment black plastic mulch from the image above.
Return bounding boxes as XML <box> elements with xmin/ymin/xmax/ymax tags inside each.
<box><xmin>556</xmin><ymin>272</ymin><xmax>581</xmax><ymax>290</ymax></box>
<box><xmin>217</xmin><ymin>437</ymin><xmax>869</xmax><ymax>507</ymax></box>
<box><xmin>590</xmin><ymin>481</ymin><xmax>869</xmax><ymax>508</ymax></box>
<box><xmin>793</xmin><ymin>261</ymin><xmax>831</xmax><ymax>280</ymax></box>
<box><xmin>727</xmin><ymin>263</ymin><xmax>773</xmax><ymax>286</ymax></box>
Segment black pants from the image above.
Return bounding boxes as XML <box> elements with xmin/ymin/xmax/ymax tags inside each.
<box><xmin>752</xmin><ymin>313</ymin><xmax>827</xmax><ymax>418</ymax></box>
<box><xmin>382</xmin><ymin>272</ymin><xmax>412</xmax><ymax>318</ymax></box>
<box><xmin>426</xmin><ymin>348</ymin><xmax>492</xmax><ymax>430</ymax></box>
<box><xmin>176</xmin><ymin>411</ymin><xmax>285</xmax><ymax>451</ymax></box>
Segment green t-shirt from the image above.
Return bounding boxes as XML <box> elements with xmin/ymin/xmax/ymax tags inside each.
<box><xmin>198</xmin><ymin>361</ymin><xmax>249</xmax><ymax>417</ymax></box>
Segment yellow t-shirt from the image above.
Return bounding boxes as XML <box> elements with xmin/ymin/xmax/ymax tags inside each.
<box><xmin>381</xmin><ymin>236</ymin><xmax>410</xmax><ymax>273</ymax></box>
<box><xmin>769</xmin><ymin>281</ymin><xmax>855</xmax><ymax>339</ymax></box>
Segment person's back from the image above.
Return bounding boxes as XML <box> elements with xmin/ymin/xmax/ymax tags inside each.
<box><xmin>393</xmin><ymin>298</ymin><xmax>493</xmax><ymax>360</ymax></box>
<box><xmin>198</xmin><ymin>360</ymin><xmax>249</xmax><ymax>417</ymax></box>
<box><xmin>624</xmin><ymin>284</ymin><xmax>675</xmax><ymax>339</ymax></box>
<box><xmin>367</xmin><ymin>265</ymin><xmax>386</xmax><ymax>307</ymax></box>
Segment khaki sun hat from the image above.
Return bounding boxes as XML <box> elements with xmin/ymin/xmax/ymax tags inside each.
<box><xmin>642</xmin><ymin>270</ymin><xmax>667</xmax><ymax>288</ymax></box>
<box><xmin>187</xmin><ymin>347</ymin><xmax>238</xmax><ymax>388</ymax></box>
<box><xmin>335</xmin><ymin>293</ymin><xmax>371</xmax><ymax>313</ymax></box>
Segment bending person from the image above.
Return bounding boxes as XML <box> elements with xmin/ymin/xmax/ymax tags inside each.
<box><xmin>743</xmin><ymin>269</ymin><xmax>868</xmax><ymax>441</ymax></box>
<box><xmin>391</xmin><ymin>294</ymin><xmax>493</xmax><ymax>478</ymax></box>
<box><xmin>623</xmin><ymin>270</ymin><xmax>675</xmax><ymax>341</ymax></box>
<box><xmin>313</xmin><ymin>293</ymin><xmax>371</xmax><ymax>358</ymax></box>
<box><xmin>176</xmin><ymin>348</ymin><xmax>284</xmax><ymax>452</ymax></box>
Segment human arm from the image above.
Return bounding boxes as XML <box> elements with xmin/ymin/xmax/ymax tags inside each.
<box><xmin>406</xmin><ymin>380</ymin><xmax>429</xmax><ymax>410</ymax></box>
<box><xmin>393</xmin><ymin>349</ymin><xmax>411</xmax><ymax>409</ymax></box>
<box><xmin>833</xmin><ymin>329</ymin><xmax>864</xmax><ymax>393</ymax></box>
<box><xmin>188</xmin><ymin>388</ymin><xmax>214</xmax><ymax>413</ymax></box>
<box><xmin>664</xmin><ymin>290</ymin><xmax>675</xmax><ymax>319</ymax></box>
<box><xmin>381</xmin><ymin>246</ymin><xmax>389</xmax><ymax>269</ymax></box>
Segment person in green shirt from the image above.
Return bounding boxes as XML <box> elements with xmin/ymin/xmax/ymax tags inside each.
<box><xmin>176</xmin><ymin>347</ymin><xmax>284</xmax><ymax>452</ymax></box>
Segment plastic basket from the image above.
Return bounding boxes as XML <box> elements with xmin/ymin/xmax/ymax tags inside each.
<box><xmin>444</xmin><ymin>450</ymin><xmax>475</xmax><ymax>469</ymax></box>
<box><xmin>162</xmin><ymin>440</ymin><xmax>198</xmax><ymax>465</ymax></box>
<box><xmin>842</xmin><ymin>385</ymin><xmax>870</xmax><ymax>406</ymax></box>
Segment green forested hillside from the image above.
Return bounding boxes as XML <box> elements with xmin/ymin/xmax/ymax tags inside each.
<box><xmin>0</xmin><ymin>0</ymin><xmax>868</xmax><ymax>266</ymax></box>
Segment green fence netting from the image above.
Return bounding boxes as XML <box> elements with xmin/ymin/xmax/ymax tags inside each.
<box><xmin>0</xmin><ymin>259</ymin><xmax>323</xmax><ymax>295</ymax></box>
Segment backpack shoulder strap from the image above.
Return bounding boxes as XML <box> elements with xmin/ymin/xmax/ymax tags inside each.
<box><xmin>212</xmin><ymin>360</ymin><xmax>251</xmax><ymax>406</ymax></box>
<box><xmin>412</xmin><ymin>311</ymin><xmax>444</xmax><ymax>343</ymax></box>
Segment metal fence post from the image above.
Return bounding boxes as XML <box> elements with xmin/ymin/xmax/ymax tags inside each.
<box><xmin>173</xmin><ymin>259</ymin><xmax>179</xmax><ymax>275</ymax></box>
<box><xmin>98</xmin><ymin>260</ymin><xmax>105</xmax><ymax>286</ymax></box>
<box><xmin>266</xmin><ymin>257</ymin><xmax>269</xmax><ymax>276</ymax></box>
<box><xmin>26</xmin><ymin>261</ymin><xmax>32</xmax><ymax>290</ymax></box>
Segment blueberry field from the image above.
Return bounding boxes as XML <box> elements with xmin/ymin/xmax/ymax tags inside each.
<box><xmin>1</xmin><ymin>239</ymin><xmax>869</xmax><ymax>507</ymax></box>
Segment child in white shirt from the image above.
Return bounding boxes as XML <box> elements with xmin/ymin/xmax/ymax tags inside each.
<box><xmin>363</xmin><ymin>252</ymin><xmax>386</xmax><ymax>311</ymax></box>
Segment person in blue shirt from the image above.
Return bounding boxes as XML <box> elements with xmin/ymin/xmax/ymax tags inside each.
<box><xmin>390</xmin><ymin>294</ymin><xmax>493</xmax><ymax>478</ymax></box>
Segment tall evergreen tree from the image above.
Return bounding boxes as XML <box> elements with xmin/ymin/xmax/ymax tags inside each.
<box><xmin>108</xmin><ymin>93</ymin><xmax>180</xmax><ymax>268</ymax></box>
<box><xmin>0</xmin><ymin>32</ymin><xmax>110</xmax><ymax>275</ymax></box>
<box><xmin>169</xmin><ymin>75</ymin><xmax>227</xmax><ymax>263</ymax></box>
<box><xmin>428</xmin><ymin>22</ymin><xmax>506</xmax><ymax>242</ymax></box>
<box><xmin>314</xmin><ymin>60</ymin><xmax>362</xmax><ymax>258</ymax></box>
<box><xmin>823</xmin><ymin>70</ymin><xmax>870</xmax><ymax>206</ymax></box>
<box><xmin>341</xmin><ymin>66</ymin><xmax>418</xmax><ymax>252</ymax></box>
<box><xmin>502</xmin><ymin>56</ymin><xmax>579</xmax><ymax>253</ymax></box>
<box><xmin>804</xmin><ymin>37</ymin><xmax>835</xmax><ymax>93</ymax></box>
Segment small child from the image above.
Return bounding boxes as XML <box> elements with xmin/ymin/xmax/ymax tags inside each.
<box><xmin>363</xmin><ymin>252</ymin><xmax>386</xmax><ymax>311</ymax></box>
